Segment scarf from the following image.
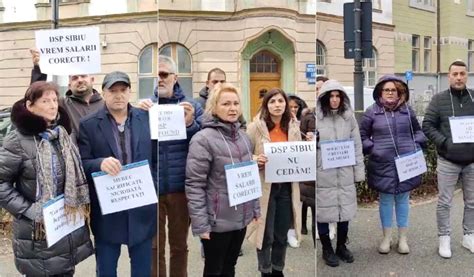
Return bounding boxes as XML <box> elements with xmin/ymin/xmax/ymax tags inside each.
<box><xmin>31</xmin><ymin>125</ymin><xmax>90</xmax><ymax>239</ymax></box>
<box><xmin>379</xmin><ymin>96</ymin><xmax>401</xmax><ymax>111</ymax></box>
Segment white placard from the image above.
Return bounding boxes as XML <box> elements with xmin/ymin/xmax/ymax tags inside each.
<box><xmin>91</xmin><ymin>160</ymin><xmax>158</xmax><ymax>215</ymax></box>
<box><xmin>395</xmin><ymin>150</ymin><xmax>427</xmax><ymax>182</ymax></box>
<box><xmin>224</xmin><ymin>161</ymin><xmax>262</xmax><ymax>207</ymax></box>
<box><xmin>42</xmin><ymin>195</ymin><xmax>85</xmax><ymax>248</ymax></box>
<box><xmin>149</xmin><ymin>104</ymin><xmax>187</xmax><ymax>141</ymax></box>
<box><xmin>264</xmin><ymin>141</ymin><xmax>316</xmax><ymax>183</ymax></box>
<box><xmin>320</xmin><ymin>139</ymin><xmax>356</xmax><ymax>170</ymax></box>
<box><xmin>35</xmin><ymin>27</ymin><xmax>101</xmax><ymax>75</ymax></box>
<box><xmin>449</xmin><ymin>116</ymin><xmax>474</xmax><ymax>143</ymax></box>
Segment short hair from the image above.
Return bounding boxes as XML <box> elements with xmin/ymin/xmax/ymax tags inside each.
<box><xmin>24</xmin><ymin>81</ymin><xmax>59</xmax><ymax>105</ymax></box>
<box><xmin>159</xmin><ymin>55</ymin><xmax>177</xmax><ymax>73</ymax></box>
<box><xmin>316</xmin><ymin>76</ymin><xmax>329</xmax><ymax>82</ymax></box>
<box><xmin>207</xmin><ymin>68</ymin><xmax>226</xmax><ymax>81</ymax></box>
<box><xmin>205</xmin><ymin>83</ymin><xmax>241</xmax><ymax>116</ymax></box>
<box><xmin>449</xmin><ymin>60</ymin><xmax>467</xmax><ymax>71</ymax></box>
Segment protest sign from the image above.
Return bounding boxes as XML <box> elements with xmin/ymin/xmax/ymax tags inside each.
<box><xmin>319</xmin><ymin>139</ymin><xmax>356</xmax><ymax>170</ymax></box>
<box><xmin>264</xmin><ymin>141</ymin><xmax>316</xmax><ymax>183</ymax></box>
<box><xmin>449</xmin><ymin>116</ymin><xmax>474</xmax><ymax>143</ymax></box>
<box><xmin>395</xmin><ymin>150</ymin><xmax>427</xmax><ymax>182</ymax></box>
<box><xmin>149</xmin><ymin>104</ymin><xmax>187</xmax><ymax>141</ymax></box>
<box><xmin>91</xmin><ymin>160</ymin><xmax>158</xmax><ymax>215</ymax></box>
<box><xmin>35</xmin><ymin>27</ymin><xmax>101</xmax><ymax>75</ymax></box>
<box><xmin>224</xmin><ymin>161</ymin><xmax>262</xmax><ymax>206</ymax></box>
<box><xmin>42</xmin><ymin>195</ymin><xmax>85</xmax><ymax>248</ymax></box>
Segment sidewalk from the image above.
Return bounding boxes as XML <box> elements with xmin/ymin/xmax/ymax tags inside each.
<box><xmin>317</xmin><ymin>192</ymin><xmax>474</xmax><ymax>276</ymax></box>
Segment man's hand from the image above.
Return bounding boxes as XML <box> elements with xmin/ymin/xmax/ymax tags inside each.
<box><xmin>180</xmin><ymin>102</ymin><xmax>195</xmax><ymax>127</ymax></box>
<box><xmin>100</xmin><ymin>157</ymin><xmax>122</xmax><ymax>176</ymax></box>
<box><xmin>30</xmin><ymin>48</ymin><xmax>40</xmax><ymax>65</ymax></box>
<box><xmin>136</xmin><ymin>99</ymin><xmax>154</xmax><ymax>111</ymax></box>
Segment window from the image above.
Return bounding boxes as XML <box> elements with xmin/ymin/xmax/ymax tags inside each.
<box><xmin>250</xmin><ymin>51</ymin><xmax>279</xmax><ymax>73</ymax></box>
<box><xmin>316</xmin><ymin>40</ymin><xmax>327</xmax><ymax>76</ymax></box>
<box><xmin>412</xmin><ymin>35</ymin><xmax>420</xmax><ymax>72</ymax></box>
<box><xmin>409</xmin><ymin>0</ymin><xmax>435</xmax><ymax>12</ymax></box>
<box><xmin>138</xmin><ymin>44</ymin><xmax>158</xmax><ymax>100</ymax></box>
<box><xmin>469</xmin><ymin>40</ymin><xmax>474</xmax><ymax>72</ymax></box>
<box><xmin>363</xmin><ymin>48</ymin><xmax>377</xmax><ymax>87</ymax></box>
<box><xmin>372</xmin><ymin>0</ymin><xmax>381</xmax><ymax>10</ymax></box>
<box><xmin>423</xmin><ymin>37</ymin><xmax>432</xmax><ymax>72</ymax></box>
<box><xmin>159</xmin><ymin>44</ymin><xmax>193</xmax><ymax>99</ymax></box>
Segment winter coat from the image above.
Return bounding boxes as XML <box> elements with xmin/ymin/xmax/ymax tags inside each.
<box><xmin>0</xmin><ymin>100</ymin><xmax>93</xmax><ymax>276</ymax></box>
<box><xmin>299</xmin><ymin>109</ymin><xmax>316</xmax><ymax>207</ymax></box>
<box><xmin>316</xmin><ymin>80</ymin><xmax>365</xmax><ymax>223</ymax></box>
<box><xmin>422</xmin><ymin>87</ymin><xmax>474</xmax><ymax>165</ymax></box>
<box><xmin>245</xmin><ymin>117</ymin><xmax>302</xmax><ymax>250</ymax></box>
<box><xmin>360</xmin><ymin>75</ymin><xmax>427</xmax><ymax>194</ymax></box>
<box><xmin>151</xmin><ymin>83</ymin><xmax>204</xmax><ymax>195</ymax></box>
<box><xmin>186</xmin><ymin>115</ymin><xmax>260</xmax><ymax>235</ymax></box>
<box><xmin>195</xmin><ymin>86</ymin><xmax>209</xmax><ymax>110</ymax></box>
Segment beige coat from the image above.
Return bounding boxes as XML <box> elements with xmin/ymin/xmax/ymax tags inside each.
<box><xmin>246</xmin><ymin>117</ymin><xmax>302</xmax><ymax>250</ymax></box>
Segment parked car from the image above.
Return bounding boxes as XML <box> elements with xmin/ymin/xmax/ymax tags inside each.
<box><xmin>0</xmin><ymin>107</ymin><xmax>12</xmax><ymax>147</ymax></box>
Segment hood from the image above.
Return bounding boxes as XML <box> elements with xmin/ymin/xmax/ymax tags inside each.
<box><xmin>65</xmin><ymin>88</ymin><xmax>103</xmax><ymax>104</ymax></box>
<box><xmin>153</xmin><ymin>82</ymin><xmax>186</xmax><ymax>104</ymax></box>
<box><xmin>11</xmin><ymin>99</ymin><xmax>72</xmax><ymax>136</ymax></box>
<box><xmin>199</xmin><ymin>86</ymin><xmax>209</xmax><ymax>99</ymax></box>
<box><xmin>316</xmin><ymin>79</ymin><xmax>351</xmax><ymax>119</ymax></box>
<box><xmin>373</xmin><ymin>75</ymin><xmax>410</xmax><ymax>102</ymax></box>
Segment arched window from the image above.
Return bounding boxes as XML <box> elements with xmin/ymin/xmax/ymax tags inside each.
<box><xmin>159</xmin><ymin>43</ymin><xmax>193</xmax><ymax>98</ymax></box>
<box><xmin>316</xmin><ymin>40</ymin><xmax>327</xmax><ymax>76</ymax></box>
<box><xmin>363</xmin><ymin>47</ymin><xmax>377</xmax><ymax>87</ymax></box>
<box><xmin>250</xmin><ymin>50</ymin><xmax>279</xmax><ymax>73</ymax></box>
<box><xmin>138</xmin><ymin>44</ymin><xmax>158</xmax><ymax>99</ymax></box>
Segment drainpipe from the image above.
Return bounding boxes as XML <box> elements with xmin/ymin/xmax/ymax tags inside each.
<box><xmin>436</xmin><ymin>0</ymin><xmax>441</xmax><ymax>93</ymax></box>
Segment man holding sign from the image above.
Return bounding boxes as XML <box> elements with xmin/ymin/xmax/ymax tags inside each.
<box><xmin>423</xmin><ymin>60</ymin><xmax>474</xmax><ymax>258</ymax></box>
<box><xmin>78</xmin><ymin>71</ymin><xmax>157</xmax><ymax>276</ymax></box>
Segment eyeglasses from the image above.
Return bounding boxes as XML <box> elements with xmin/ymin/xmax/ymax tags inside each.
<box><xmin>159</xmin><ymin>72</ymin><xmax>175</xmax><ymax>79</ymax></box>
<box><xmin>382</xmin><ymin>88</ymin><xmax>397</xmax><ymax>94</ymax></box>
<box><xmin>211</xmin><ymin>80</ymin><xmax>226</xmax><ymax>85</ymax></box>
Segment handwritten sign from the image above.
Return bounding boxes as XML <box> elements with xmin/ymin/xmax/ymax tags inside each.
<box><xmin>395</xmin><ymin>150</ymin><xmax>427</xmax><ymax>182</ymax></box>
<box><xmin>42</xmin><ymin>195</ymin><xmax>85</xmax><ymax>248</ymax></box>
<box><xmin>149</xmin><ymin>104</ymin><xmax>187</xmax><ymax>141</ymax></box>
<box><xmin>264</xmin><ymin>141</ymin><xmax>316</xmax><ymax>183</ymax></box>
<box><xmin>225</xmin><ymin>161</ymin><xmax>262</xmax><ymax>206</ymax></box>
<box><xmin>449</xmin><ymin>116</ymin><xmax>474</xmax><ymax>143</ymax></box>
<box><xmin>320</xmin><ymin>139</ymin><xmax>356</xmax><ymax>170</ymax></box>
<box><xmin>91</xmin><ymin>160</ymin><xmax>158</xmax><ymax>215</ymax></box>
<box><xmin>35</xmin><ymin>27</ymin><xmax>101</xmax><ymax>75</ymax></box>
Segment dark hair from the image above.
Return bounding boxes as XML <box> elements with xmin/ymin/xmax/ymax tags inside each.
<box><xmin>259</xmin><ymin>88</ymin><xmax>292</xmax><ymax>134</ymax></box>
<box><xmin>320</xmin><ymin>90</ymin><xmax>346</xmax><ymax>116</ymax></box>
<box><xmin>449</xmin><ymin>60</ymin><xmax>467</xmax><ymax>71</ymax></box>
<box><xmin>207</xmin><ymin>68</ymin><xmax>226</xmax><ymax>81</ymax></box>
<box><xmin>316</xmin><ymin>76</ymin><xmax>329</xmax><ymax>82</ymax></box>
<box><xmin>24</xmin><ymin>81</ymin><xmax>59</xmax><ymax>105</ymax></box>
<box><xmin>288</xmin><ymin>95</ymin><xmax>308</xmax><ymax>120</ymax></box>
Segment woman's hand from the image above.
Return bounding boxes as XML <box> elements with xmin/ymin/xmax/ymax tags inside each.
<box><xmin>256</xmin><ymin>154</ymin><xmax>268</xmax><ymax>170</ymax></box>
<box><xmin>200</xmin><ymin>232</ymin><xmax>210</xmax><ymax>240</ymax></box>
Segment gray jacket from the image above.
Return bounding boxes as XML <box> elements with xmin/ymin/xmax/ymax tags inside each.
<box><xmin>186</xmin><ymin>115</ymin><xmax>260</xmax><ymax>235</ymax></box>
<box><xmin>0</xmin><ymin>101</ymin><xmax>93</xmax><ymax>276</ymax></box>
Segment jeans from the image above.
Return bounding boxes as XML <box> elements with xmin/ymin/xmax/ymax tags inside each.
<box><xmin>437</xmin><ymin>156</ymin><xmax>474</xmax><ymax>236</ymax></box>
<box><xmin>257</xmin><ymin>183</ymin><xmax>293</xmax><ymax>273</ymax></box>
<box><xmin>379</xmin><ymin>192</ymin><xmax>410</xmax><ymax>228</ymax></box>
<box><xmin>159</xmin><ymin>192</ymin><xmax>190</xmax><ymax>277</ymax></box>
<box><xmin>201</xmin><ymin>228</ymin><xmax>246</xmax><ymax>276</ymax></box>
<box><xmin>95</xmin><ymin>237</ymin><xmax>153</xmax><ymax>277</ymax></box>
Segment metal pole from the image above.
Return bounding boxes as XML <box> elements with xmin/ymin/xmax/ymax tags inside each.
<box><xmin>354</xmin><ymin>0</ymin><xmax>364</xmax><ymax>121</ymax></box>
<box><xmin>51</xmin><ymin>0</ymin><xmax>59</xmax><ymax>84</ymax></box>
<box><xmin>436</xmin><ymin>0</ymin><xmax>441</xmax><ymax>93</ymax></box>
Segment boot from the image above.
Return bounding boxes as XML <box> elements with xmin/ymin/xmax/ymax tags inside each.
<box><xmin>272</xmin><ymin>269</ymin><xmax>284</xmax><ymax>276</ymax></box>
<box><xmin>378</xmin><ymin>228</ymin><xmax>392</xmax><ymax>254</ymax></box>
<box><xmin>320</xmin><ymin>233</ymin><xmax>339</xmax><ymax>267</ymax></box>
<box><xmin>261</xmin><ymin>273</ymin><xmax>272</xmax><ymax>277</ymax></box>
<box><xmin>335</xmin><ymin>226</ymin><xmax>354</xmax><ymax>263</ymax></box>
<box><xmin>312</xmin><ymin>225</ymin><xmax>316</xmax><ymax>248</ymax></box>
<box><xmin>397</xmin><ymin>227</ymin><xmax>410</xmax><ymax>254</ymax></box>
<box><xmin>439</xmin><ymin>235</ymin><xmax>452</xmax><ymax>258</ymax></box>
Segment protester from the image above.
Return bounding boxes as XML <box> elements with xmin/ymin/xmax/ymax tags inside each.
<box><xmin>316</xmin><ymin>80</ymin><xmax>365</xmax><ymax>267</ymax></box>
<box><xmin>0</xmin><ymin>81</ymin><xmax>93</xmax><ymax>276</ymax></box>
<box><xmin>186</xmin><ymin>83</ymin><xmax>260</xmax><ymax>276</ymax></box>
<box><xmin>288</xmin><ymin>94</ymin><xmax>308</xmax><ymax>122</ymax></box>
<box><xmin>316</xmin><ymin>76</ymin><xmax>329</xmax><ymax>96</ymax></box>
<box><xmin>359</xmin><ymin>75</ymin><xmax>426</xmax><ymax>255</ymax></box>
<box><xmin>78</xmin><ymin>71</ymin><xmax>157</xmax><ymax>276</ymax></box>
<box><xmin>195</xmin><ymin>67</ymin><xmax>226</xmax><ymax>109</ymax></box>
<box><xmin>422</xmin><ymin>60</ymin><xmax>474</xmax><ymax>258</ymax></box>
<box><xmin>246</xmin><ymin>88</ymin><xmax>302</xmax><ymax>276</ymax></box>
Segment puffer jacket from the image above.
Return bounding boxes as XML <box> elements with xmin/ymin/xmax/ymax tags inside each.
<box><xmin>299</xmin><ymin>108</ymin><xmax>316</xmax><ymax>207</ymax></box>
<box><xmin>316</xmin><ymin>80</ymin><xmax>365</xmax><ymax>223</ymax></box>
<box><xmin>195</xmin><ymin>86</ymin><xmax>209</xmax><ymax>110</ymax></box>
<box><xmin>0</xmin><ymin>100</ymin><xmax>93</xmax><ymax>276</ymax></box>
<box><xmin>360</xmin><ymin>75</ymin><xmax>427</xmax><ymax>194</ymax></box>
<box><xmin>186</xmin><ymin>115</ymin><xmax>260</xmax><ymax>235</ymax></box>
<box><xmin>422</xmin><ymin>87</ymin><xmax>474</xmax><ymax>165</ymax></box>
<box><xmin>152</xmin><ymin>83</ymin><xmax>204</xmax><ymax>195</ymax></box>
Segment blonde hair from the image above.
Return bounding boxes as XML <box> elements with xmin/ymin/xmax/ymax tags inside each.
<box><xmin>205</xmin><ymin>83</ymin><xmax>241</xmax><ymax>116</ymax></box>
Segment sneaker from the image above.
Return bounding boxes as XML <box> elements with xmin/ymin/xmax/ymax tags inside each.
<box><xmin>329</xmin><ymin>223</ymin><xmax>336</xmax><ymax>240</ymax></box>
<box><xmin>287</xmin><ymin>229</ymin><xmax>300</xmax><ymax>248</ymax></box>
<box><xmin>439</xmin><ymin>235</ymin><xmax>452</xmax><ymax>258</ymax></box>
<box><xmin>462</xmin><ymin>234</ymin><xmax>474</xmax><ymax>253</ymax></box>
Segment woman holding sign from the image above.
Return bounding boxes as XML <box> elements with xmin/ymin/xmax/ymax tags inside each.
<box><xmin>246</xmin><ymin>88</ymin><xmax>302</xmax><ymax>276</ymax></box>
<box><xmin>186</xmin><ymin>83</ymin><xmax>260</xmax><ymax>276</ymax></box>
<box><xmin>0</xmin><ymin>81</ymin><xmax>93</xmax><ymax>276</ymax></box>
<box><xmin>359</xmin><ymin>75</ymin><xmax>426</xmax><ymax>255</ymax></box>
<box><xmin>316</xmin><ymin>80</ymin><xmax>365</xmax><ymax>267</ymax></box>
